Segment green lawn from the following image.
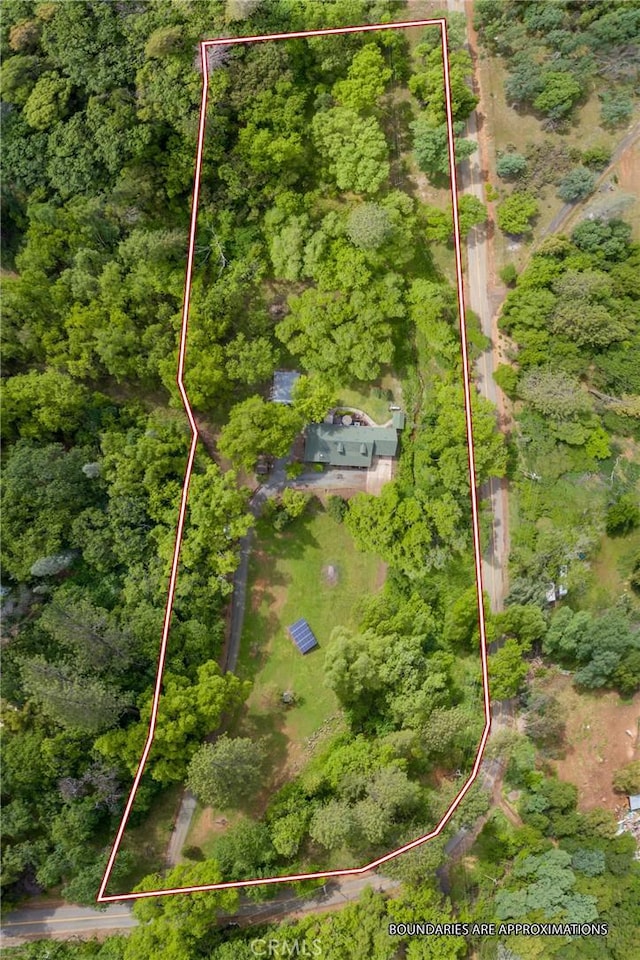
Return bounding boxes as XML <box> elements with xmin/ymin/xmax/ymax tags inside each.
<box><xmin>235</xmin><ymin>507</ymin><xmax>384</xmax><ymax>755</ymax></box>
<box><xmin>336</xmin><ymin>385</ymin><xmax>396</xmax><ymax>425</ymax></box>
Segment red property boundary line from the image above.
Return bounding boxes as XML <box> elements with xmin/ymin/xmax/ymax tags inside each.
<box><xmin>98</xmin><ymin>17</ymin><xmax>491</xmax><ymax>903</ymax></box>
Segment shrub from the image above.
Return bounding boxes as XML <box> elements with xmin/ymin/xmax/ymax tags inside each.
<box><xmin>496</xmin><ymin>152</ymin><xmax>527</xmax><ymax>180</ymax></box>
<box><xmin>600</xmin><ymin>92</ymin><xmax>633</xmax><ymax>129</ymax></box>
<box><xmin>493</xmin><ymin>364</ymin><xmax>519</xmax><ymax>398</ymax></box>
<box><xmin>183</xmin><ymin>845</ymin><xmax>205</xmax><ymax>861</ymax></box>
<box><xmin>497</xmin><ymin>191</ymin><xmax>539</xmax><ymax>234</ymax></box>
<box><xmin>605</xmin><ymin>495</ymin><xmax>640</xmax><ymax>536</ymax></box>
<box><xmin>500</xmin><ymin>263</ymin><xmax>518</xmax><ymax>286</ymax></box>
<box><xmin>631</xmin><ymin>553</ymin><xmax>640</xmax><ymax>595</ymax></box>
<box><xmin>326</xmin><ymin>495</ymin><xmax>348</xmax><ymax>523</ymax></box>
<box><xmin>612</xmin><ymin>760</ymin><xmax>640</xmax><ymax>795</ymax></box>
<box><xmin>581</xmin><ymin>145</ymin><xmax>611</xmax><ymax>170</ymax></box>
<box><xmin>557</xmin><ymin>166</ymin><xmax>596</xmax><ymax>203</ymax></box>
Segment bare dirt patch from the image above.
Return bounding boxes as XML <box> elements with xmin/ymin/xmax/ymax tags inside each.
<box><xmin>322</xmin><ymin>564</ymin><xmax>339</xmax><ymax>586</ymax></box>
<box><xmin>188</xmin><ymin>806</ymin><xmax>241</xmax><ymax>851</ymax></box>
<box><xmin>544</xmin><ymin>673</ymin><xmax>640</xmax><ymax>814</ymax></box>
<box><xmin>614</xmin><ymin>135</ymin><xmax>640</xmax><ymax>239</ymax></box>
<box><xmin>618</xmin><ymin>136</ymin><xmax>640</xmax><ymax>196</ymax></box>
<box><xmin>375</xmin><ymin>561</ymin><xmax>388</xmax><ymax>592</ymax></box>
<box><xmin>249</xmin><ymin>561</ymin><xmax>287</xmax><ymax>618</ymax></box>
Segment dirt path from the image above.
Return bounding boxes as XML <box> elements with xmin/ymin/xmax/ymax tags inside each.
<box><xmin>448</xmin><ymin>0</ymin><xmax>511</xmax><ymax>611</ymax></box>
<box><xmin>540</xmin><ymin>120</ymin><xmax>640</xmax><ymax>242</ymax></box>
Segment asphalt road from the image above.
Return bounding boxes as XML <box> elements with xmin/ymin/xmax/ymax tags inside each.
<box><xmin>0</xmin><ymin>873</ymin><xmax>401</xmax><ymax>946</ymax></box>
<box><xmin>0</xmin><ymin>903</ymin><xmax>137</xmax><ymax>944</ymax></box>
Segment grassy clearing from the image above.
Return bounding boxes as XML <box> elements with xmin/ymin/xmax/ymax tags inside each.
<box><xmin>582</xmin><ymin>528</ymin><xmax>640</xmax><ymax>614</ymax></box>
<box><xmin>336</xmin><ymin>384</ymin><xmax>396</xmax><ymax>424</ymax></box>
<box><xmin>118</xmin><ymin>784</ymin><xmax>182</xmax><ymax>886</ymax></box>
<box><xmin>477</xmin><ymin>54</ymin><xmax>634</xmax><ymax>271</ymax></box>
<box><xmin>235</xmin><ymin>506</ymin><xmax>384</xmax><ymax>758</ymax></box>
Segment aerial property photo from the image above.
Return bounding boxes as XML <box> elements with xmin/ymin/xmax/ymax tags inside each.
<box><xmin>2</xmin><ymin>2</ymin><xmax>639</xmax><ymax>959</ymax></box>
<box><xmin>97</xmin><ymin>12</ymin><xmax>500</xmax><ymax>903</ymax></box>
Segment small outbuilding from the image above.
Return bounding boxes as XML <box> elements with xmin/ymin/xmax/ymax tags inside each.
<box><xmin>288</xmin><ymin>618</ymin><xmax>318</xmax><ymax>654</ymax></box>
<box><xmin>629</xmin><ymin>795</ymin><xmax>640</xmax><ymax>812</ymax></box>
<box><xmin>272</xmin><ymin>370</ymin><xmax>301</xmax><ymax>405</ymax></box>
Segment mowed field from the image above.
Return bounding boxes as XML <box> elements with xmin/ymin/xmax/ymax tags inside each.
<box><xmin>235</xmin><ymin>506</ymin><xmax>385</xmax><ymax>781</ymax></box>
<box><xmin>185</xmin><ymin>508</ymin><xmax>384</xmax><ymax>854</ymax></box>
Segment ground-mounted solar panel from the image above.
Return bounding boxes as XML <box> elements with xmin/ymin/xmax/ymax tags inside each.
<box><xmin>288</xmin><ymin>618</ymin><xmax>318</xmax><ymax>654</ymax></box>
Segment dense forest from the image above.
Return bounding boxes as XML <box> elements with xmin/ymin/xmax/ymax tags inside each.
<box><xmin>2</xmin><ymin>1</ymin><xmax>640</xmax><ymax>959</ymax></box>
<box><xmin>0</xmin><ymin>0</ymin><xmax>500</xmax><ymax>908</ymax></box>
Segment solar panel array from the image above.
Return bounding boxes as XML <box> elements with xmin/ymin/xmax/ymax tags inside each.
<box><xmin>288</xmin><ymin>618</ymin><xmax>318</xmax><ymax>654</ymax></box>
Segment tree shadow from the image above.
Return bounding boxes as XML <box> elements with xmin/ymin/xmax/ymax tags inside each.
<box><xmin>233</xmin><ymin>702</ymin><xmax>291</xmax><ymax>818</ymax></box>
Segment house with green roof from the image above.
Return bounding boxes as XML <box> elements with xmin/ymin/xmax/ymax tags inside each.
<box><xmin>304</xmin><ymin>423</ymin><xmax>400</xmax><ymax>469</ymax></box>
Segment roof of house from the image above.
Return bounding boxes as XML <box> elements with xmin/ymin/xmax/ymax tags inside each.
<box><xmin>304</xmin><ymin>424</ymin><xmax>398</xmax><ymax>468</ymax></box>
<box><xmin>629</xmin><ymin>795</ymin><xmax>640</xmax><ymax>811</ymax></box>
<box><xmin>272</xmin><ymin>370</ymin><xmax>301</xmax><ymax>404</ymax></box>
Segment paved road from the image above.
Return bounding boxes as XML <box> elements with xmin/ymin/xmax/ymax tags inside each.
<box><xmin>0</xmin><ymin>873</ymin><xmax>401</xmax><ymax>945</ymax></box>
<box><xmin>0</xmin><ymin>903</ymin><xmax>137</xmax><ymax>944</ymax></box>
<box><xmin>226</xmin><ymin>871</ymin><xmax>401</xmax><ymax>928</ymax></box>
<box><xmin>165</xmin><ymin>791</ymin><xmax>198</xmax><ymax>869</ymax></box>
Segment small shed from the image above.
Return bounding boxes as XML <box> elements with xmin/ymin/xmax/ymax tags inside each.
<box><xmin>629</xmin><ymin>795</ymin><xmax>640</xmax><ymax>812</ymax></box>
<box><xmin>288</xmin><ymin>618</ymin><xmax>318</xmax><ymax>654</ymax></box>
<box><xmin>392</xmin><ymin>410</ymin><xmax>406</xmax><ymax>430</ymax></box>
<box><xmin>272</xmin><ymin>370</ymin><xmax>301</xmax><ymax>405</ymax></box>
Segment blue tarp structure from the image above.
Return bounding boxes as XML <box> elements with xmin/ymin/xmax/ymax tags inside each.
<box><xmin>288</xmin><ymin>618</ymin><xmax>318</xmax><ymax>654</ymax></box>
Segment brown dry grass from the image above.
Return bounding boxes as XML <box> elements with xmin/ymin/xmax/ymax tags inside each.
<box><xmin>541</xmin><ymin>672</ymin><xmax>640</xmax><ymax>815</ymax></box>
<box><xmin>475</xmin><ymin>55</ymin><xmax>625</xmax><ymax>271</ymax></box>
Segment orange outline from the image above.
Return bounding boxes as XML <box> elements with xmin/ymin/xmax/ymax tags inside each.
<box><xmin>98</xmin><ymin>16</ymin><xmax>491</xmax><ymax>903</ymax></box>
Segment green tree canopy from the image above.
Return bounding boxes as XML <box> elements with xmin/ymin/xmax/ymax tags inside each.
<box><xmin>186</xmin><ymin>736</ymin><xmax>265</xmax><ymax>809</ymax></box>
<box><xmin>497</xmin><ymin>192</ymin><xmax>539</xmax><ymax>235</ymax></box>
<box><xmin>411</xmin><ymin>117</ymin><xmax>476</xmax><ymax>179</ymax></box>
<box><xmin>312</xmin><ymin>107</ymin><xmax>389</xmax><ymax>194</ymax></box>
<box><xmin>218</xmin><ymin>396</ymin><xmax>303</xmax><ymax>470</ymax></box>
<box><xmin>291</xmin><ymin>373</ymin><xmax>337</xmax><ymax>424</ymax></box>
<box><xmin>332</xmin><ymin>44</ymin><xmax>392</xmax><ymax>111</ymax></box>
<box><xmin>95</xmin><ymin>662</ymin><xmax>250</xmax><ymax>783</ymax></box>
